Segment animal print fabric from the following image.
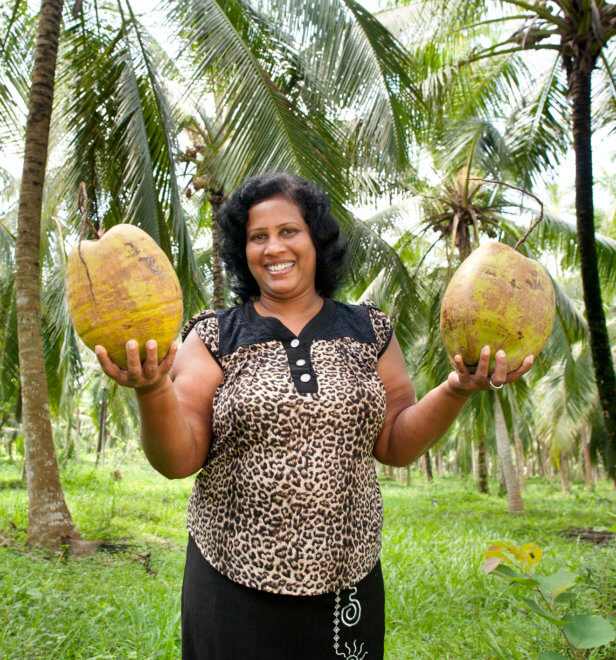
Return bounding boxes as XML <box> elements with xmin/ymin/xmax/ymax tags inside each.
<box><xmin>183</xmin><ymin>299</ymin><xmax>393</xmax><ymax>596</ymax></box>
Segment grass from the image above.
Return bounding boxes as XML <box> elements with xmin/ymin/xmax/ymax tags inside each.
<box><xmin>0</xmin><ymin>454</ymin><xmax>615</xmax><ymax>659</ymax></box>
<box><xmin>380</xmin><ymin>477</ymin><xmax>616</xmax><ymax>659</ymax></box>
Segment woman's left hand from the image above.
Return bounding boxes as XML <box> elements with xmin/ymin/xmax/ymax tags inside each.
<box><xmin>447</xmin><ymin>346</ymin><xmax>534</xmax><ymax>396</ymax></box>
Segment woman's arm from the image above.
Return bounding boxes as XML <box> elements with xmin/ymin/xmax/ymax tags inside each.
<box><xmin>372</xmin><ymin>335</ymin><xmax>533</xmax><ymax>467</ymax></box>
<box><xmin>95</xmin><ymin>330</ymin><xmax>223</xmax><ymax>479</ymax></box>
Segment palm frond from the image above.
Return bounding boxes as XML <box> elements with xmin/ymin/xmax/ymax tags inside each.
<box><xmin>54</xmin><ymin>1</ymin><xmax>208</xmax><ymax>314</ymax></box>
<box><xmin>0</xmin><ymin>1</ymin><xmax>35</xmax><ymax>148</ymax></box>
<box><xmin>434</xmin><ymin>118</ymin><xmax>511</xmax><ymax>180</ymax></box>
<box><xmin>168</xmin><ymin>0</ymin><xmax>340</xmax><ymax>193</ymax></box>
<box><xmin>532</xmin><ymin>212</ymin><xmax>616</xmax><ymax>299</ymax></box>
<box><xmin>594</xmin><ymin>45</ymin><xmax>616</xmax><ymax>129</ymax></box>
<box><xmin>0</xmin><ymin>269</ymin><xmax>19</xmax><ymax>405</ymax></box>
<box><xmin>41</xmin><ymin>263</ymin><xmax>83</xmax><ymax>416</ymax></box>
<box><xmin>503</xmin><ymin>56</ymin><xmax>571</xmax><ymax>187</ymax></box>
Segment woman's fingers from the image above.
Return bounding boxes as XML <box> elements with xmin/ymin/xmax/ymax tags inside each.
<box><xmin>159</xmin><ymin>341</ymin><xmax>179</xmax><ymax>374</ymax></box>
<box><xmin>125</xmin><ymin>339</ymin><xmax>143</xmax><ymax>381</ymax></box>
<box><xmin>450</xmin><ymin>348</ymin><xmax>535</xmax><ymax>393</ymax></box>
<box><xmin>474</xmin><ymin>346</ymin><xmax>491</xmax><ymax>381</ymax></box>
<box><xmin>95</xmin><ymin>338</ymin><xmax>179</xmax><ymax>389</ymax></box>
<box><xmin>453</xmin><ymin>354</ymin><xmax>469</xmax><ymax>375</ymax></box>
<box><xmin>94</xmin><ymin>344</ymin><xmax>124</xmax><ymax>383</ymax></box>
<box><xmin>142</xmin><ymin>339</ymin><xmax>160</xmax><ymax>380</ymax></box>
<box><xmin>488</xmin><ymin>349</ymin><xmax>508</xmax><ymax>387</ymax></box>
<box><xmin>505</xmin><ymin>354</ymin><xmax>534</xmax><ymax>382</ymax></box>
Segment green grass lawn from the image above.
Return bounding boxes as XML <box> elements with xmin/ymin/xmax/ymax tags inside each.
<box><xmin>1</xmin><ymin>456</ymin><xmax>614</xmax><ymax>659</ymax></box>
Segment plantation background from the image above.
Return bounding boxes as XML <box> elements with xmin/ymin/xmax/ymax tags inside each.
<box><xmin>3</xmin><ymin>0</ymin><xmax>616</xmax><ymax>657</ymax></box>
<box><xmin>1</xmin><ymin>450</ymin><xmax>615</xmax><ymax>659</ymax></box>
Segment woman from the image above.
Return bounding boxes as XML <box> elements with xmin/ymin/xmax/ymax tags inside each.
<box><xmin>95</xmin><ymin>173</ymin><xmax>533</xmax><ymax>659</ymax></box>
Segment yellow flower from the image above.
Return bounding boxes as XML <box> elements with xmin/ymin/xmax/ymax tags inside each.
<box><xmin>521</xmin><ymin>543</ymin><xmax>543</xmax><ymax>565</ymax></box>
<box><xmin>505</xmin><ymin>543</ymin><xmax>528</xmax><ymax>564</ymax></box>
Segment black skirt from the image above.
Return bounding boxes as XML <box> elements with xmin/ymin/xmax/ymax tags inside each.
<box><xmin>181</xmin><ymin>535</ymin><xmax>385</xmax><ymax>659</ymax></box>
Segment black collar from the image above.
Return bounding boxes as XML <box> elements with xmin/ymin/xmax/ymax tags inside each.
<box><xmin>244</xmin><ymin>298</ymin><xmax>336</xmax><ymax>343</ymax></box>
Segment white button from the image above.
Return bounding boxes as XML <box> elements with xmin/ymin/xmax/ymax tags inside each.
<box><xmin>296</xmin><ymin>359</ymin><xmax>306</xmax><ymax>366</ymax></box>
<box><xmin>290</xmin><ymin>339</ymin><xmax>300</xmax><ymax>347</ymax></box>
<box><xmin>300</xmin><ymin>374</ymin><xmax>311</xmax><ymax>382</ymax></box>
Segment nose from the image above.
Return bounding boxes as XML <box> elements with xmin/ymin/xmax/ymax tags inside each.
<box><xmin>264</xmin><ymin>235</ymin><xmax>284</xmax><ymax>255</ymax></box>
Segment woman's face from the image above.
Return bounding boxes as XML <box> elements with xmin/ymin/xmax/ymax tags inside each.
<box><xmin>245</xmin><ymin>196</ymin><xmax>317</xmax><ymax>302</ymax></box>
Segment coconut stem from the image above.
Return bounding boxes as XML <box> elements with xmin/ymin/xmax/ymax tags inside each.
<box><xmin>78</xmin><ymin>182</ymin><xmax>102</xmax><ymax>240</ymax></box>
<box><xmin>469</xmin><ymin>178</ymin><xmax>544</xmax><ymax>250</ymax></box>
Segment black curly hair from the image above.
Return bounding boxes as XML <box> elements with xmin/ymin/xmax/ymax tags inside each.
<box><xmin>217</xmin><ymin>172</ymin><xmax>348</xmax><ymax>302</ymax></box>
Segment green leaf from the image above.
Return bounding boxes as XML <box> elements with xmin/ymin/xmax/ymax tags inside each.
<box><xmin>492</xmin><ymin>564</ymin><xmax>524</xmax><ymax>579</ymax></box>
<box><xmin>519</xmin><ymin>598</ymin><xmax>566</xmax><ymax>626</ymax></box>
<box><xmin>535</xmin><ymin>569</ymin><xmax>577</xmax><ymax>596</ymax></box>
<box><xmin>492</xmin><ymin>564</ymin><xmax>540</xmax><ymax>587</ymax></box>
<box><xmin>537</xmin><ymin>652</ymin><xmax>569</xmax><ymax>660</ymax></box>
<box><xmin>562</xmin><ymin>615</ymin><xmax>616</xmax><ymax>650</ymax></box>
<box><xmin>553</xmin><ymin>591</ymin><xmax>577</xmax><ymax>606</ymax></box>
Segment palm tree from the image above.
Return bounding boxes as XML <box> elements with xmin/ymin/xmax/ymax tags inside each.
<box><xmin>397</xmin><ymin>0</ymin><xmax>616</xmax><ymax>477</ymax></box>
<box><xmin>493</xmin><ymin>389</ymin><xmax>525</xmax><ymax>512</ymax></box>
<box><xmin>347</xmin><ymin>101</ymin><xmax>600</xmax><ymax>500</ymax></box>
<box><xmin>177</xmin><ymin>113</ymin><xmax>230</xmax><ymax>309</ymax></box>
<box><xmin>15</xmin><ymin>0</ymin><xmax>80</xmax><ymax>545</ymax></box>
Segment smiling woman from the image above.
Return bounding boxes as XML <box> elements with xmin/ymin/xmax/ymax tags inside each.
<box><xmin>245</xmin><ymin>197</ymin><xmax>318</xmax><ymax>311</ymax></box>
<box><xmin>94</xmin><ymin>172</ymin><xmax>535</xmax><ymax>659</ymax></box>
<box><xmin>218</xmin><ymin>173</ymin><xmax>347</xmax><ymax>305</ymax></box>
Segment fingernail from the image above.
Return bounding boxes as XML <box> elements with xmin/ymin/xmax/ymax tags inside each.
<box><xmin>496</xmin><ymin>350</ymin><xmax>505</xmax><ymax>358</ymax></box>
<box><xmin>146</xmin><ymin>339</ymin><xmax>156</xmax><ymax>350</ymax></box>
<box><xmin>127</xmin><ymin>339</ymin><xmax>138</xmax><ymax>350</ymax></box>
<box><xmin>529</xmin><ymin>354</ymin><xmax>534</xmax><ymax>364</ymax></box>
<box><xmin>482</xmin><ymin>345</ymin><xmax>490</xmax><ymax>355</ymax></box>
<box><xmin>94</xmin><ymin>345</ymin><xmax>102</xmax><ymax>356</ymax></box>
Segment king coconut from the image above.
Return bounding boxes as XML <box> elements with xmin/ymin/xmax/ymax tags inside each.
<box><xmin>66</xmin><ymin>224</ymin><xmax>183</xmax><ymax>369</ymax></box>
<box><xmin>440</xmin><ymin>242</ymin><xmax>555</xmax><ymax>373</ymax></box>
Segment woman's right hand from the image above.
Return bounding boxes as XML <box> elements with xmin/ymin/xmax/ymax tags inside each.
<box><xmin>95</xmin><ymin>339</ymin><xmax>178</xmax><ymax>394</ymax></box>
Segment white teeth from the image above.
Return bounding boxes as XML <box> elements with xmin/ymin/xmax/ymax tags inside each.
<box><xmin>266</xmin><ymin>262</ymin><xmax>294</xmax><ymax>272</ymax></box>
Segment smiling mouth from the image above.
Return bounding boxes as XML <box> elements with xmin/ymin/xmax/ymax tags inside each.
<box><xmin>265</xmin><ymin>261</ymin><xmax>295</xmax><ymax>272</ymax></box>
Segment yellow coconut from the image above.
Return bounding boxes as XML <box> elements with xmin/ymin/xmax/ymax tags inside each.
<box><xmin>66</xmin><ymin>224</ymin><xmax>183</xmax><ymax>368</ymax></box>
<box><xmin>439</xmin><ymin>242</ymin><xmax>555</xmax><ymax>373</ymax></box>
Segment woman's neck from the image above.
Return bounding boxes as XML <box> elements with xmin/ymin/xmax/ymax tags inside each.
<box><xmin>254</xmin><ymin>290</ymin><xmax>324</xmax><ymax>324</ymax></box>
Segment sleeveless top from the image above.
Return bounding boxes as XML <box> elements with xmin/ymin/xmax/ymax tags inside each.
<box><xmin>182</xmin><ymin>298</ymin><xmax>393</xmax><ymax>596</ymax></box>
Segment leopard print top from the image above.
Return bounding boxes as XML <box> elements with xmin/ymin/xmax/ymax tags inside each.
<box><xmin>182</xmin><ymin>298</ymin><xmax>393</xmax><ymax>596</ymax></box>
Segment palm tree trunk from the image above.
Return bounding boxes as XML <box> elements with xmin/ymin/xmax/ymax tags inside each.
<box><xmin>514</xmin><ymin>429</ymin><xmax>527</xmax><ymax>492</ymax></box>
<box><xmin>208</xmin><ymin>190</ymin><xmax>225</xmax><ymax>309</ymax></box>
<box><xmin>422</xmin><ymin>450</ymin><xmax>433</xmax><ymax>482</ymax></box>
<box><xmin>435</xmin><ymin>447</ymin><xmax>443</xmax><ymax>477</ymax></box>
<box><xmin>492</xmin><ymin>393</ymin><xmax>524</xmax><ymax>513</ymax></box>
<box><xmin>535</xmin><ymin>436</ymin><xmax>546</xmax><ymax>479</ymax></box>
<box><xmin>476</xmin><ymin>435</ymin><xmax>489</xmax><ymax>494</ymax></box>
<box><xmin>558</xmin><ymin>451</ymin><xmax>570</xmax><ymax>495</ymax></box>
<box><xmin>570</xmin><ymin>62</ymin><xmax>616</xmax><ymax>479</ymax></box>
<box><xmin>74</xmin><ymin>407</ymin><xmax>80</xmax><ymax>462</ymax></box>
<box><xmin>471</xmin><ymin>439</ymin><xmax>478</xmax><ymax>480</ymax></box>
<box><xmin>580</xmin><ymin>426</ymin><xmax>594</xmax><ymax>492</ymax></box>
<box><xmin>8</xmin><ymin>431</ymin><xmax>17</xmax><ymax>463</ymax></box>
<box><xmin>96</xmin><ymin>392</ymin><xmax>107</xmax><ymax>468</ymax></box>
<box><xmin>65</xmin><ymin>420</ymin><xmax>72</xmax><ymax>456</ymax></box>
<box><xmin>15</xmin><ymin>0</ymin><xmax>79</xmax><ymax>546</ymax></box>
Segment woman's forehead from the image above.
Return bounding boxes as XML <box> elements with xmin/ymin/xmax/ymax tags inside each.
<box><xmin>246</xmin><ymin>197</ymin><xmax>306</xmax><ymax>230</ymax></box>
